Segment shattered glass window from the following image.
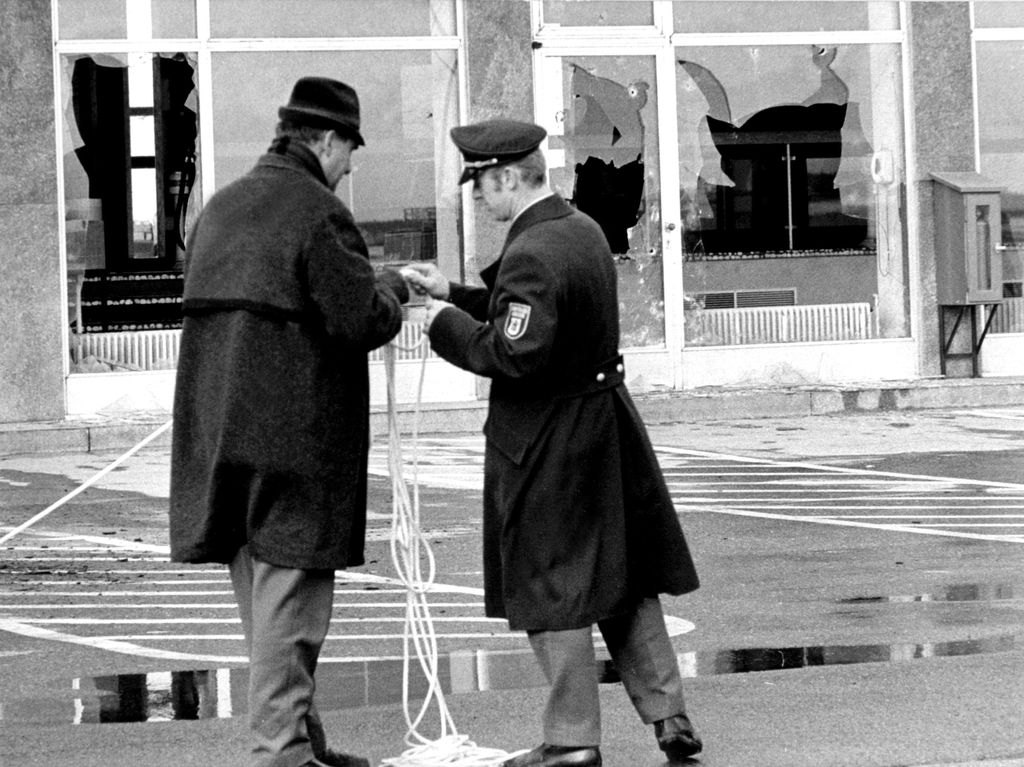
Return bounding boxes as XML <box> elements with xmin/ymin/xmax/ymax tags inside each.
<box><xmin>548</xmin><ymin>56</ymin><xmax>665</xmax><ymax>348</ymax></box>
<box><xmin>677</xmin><ymin>43</ymin><xmax>908</xmax><ymax>345</ymax></box>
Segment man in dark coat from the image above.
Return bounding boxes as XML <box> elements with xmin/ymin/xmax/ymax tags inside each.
<box><xmin>402</xmin><ymin>119</ymin><xmax>702</xmax><ymax>767</ymax></box>
<box><xmin>169</xmin><ymin>77</ymin><xmax>408</xmax><ymax>767</ymax></box>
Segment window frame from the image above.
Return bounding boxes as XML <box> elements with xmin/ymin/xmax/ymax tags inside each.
<box><xmin>53</xmin><ymin>0</ymin><xmax>467</xmax><ymax>380</ymax></box>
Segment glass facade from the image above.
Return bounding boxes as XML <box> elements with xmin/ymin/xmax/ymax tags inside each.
<box><xmin>677</xmin><ymin>42</ymin><xmax>908</xmax><ymax>345</ymax></box>
<box><xmin>547</xmin><ymin>55</ymin><xmax>665</xmax><ymax>348</ymax></box>
<box><xmin>54</xmin><ymin>0</ymin><xmax>910</xmax><ymax>382</ymax></box>
<box><xmin>62</xmin><ymin>51</ymin><xmax>198</xmax><ymax>369</ymax></box>
<box><xmin>58</xmin><ymin>0</ymin><xmax>196</xmax><ymax>39</ymax></box>
<box><xmin>976</xmin><ymin>18</ymin><xmax>1024</xmax><ymax>333</ymax></box>
<box><xmin>57</xmin><ymin>0</ymin><xmax>459</xmax><ymax>374</ymax></box>
<box><xmin>209</xmin><ymin>0</ymin><xmax>456</xmax><ymax>37</ymax></box>
<box><xmin>542</xmin><ymin>1</ymin><xmax>654</xmax><ymax>27</ymax></box>
<box><xmin>673</xmin><ymin>1</ymin><xmax>899</xmax><ymax>34</ymax></box>
<box><xmin>974</xmin><ymin>2</ymin><xmax>1024</xmax><ymax>28</ymax></box>
<box><xmin>210</xmin><ymin>50</ymin><xmax>460</xmax><ymax>272</ymax></box>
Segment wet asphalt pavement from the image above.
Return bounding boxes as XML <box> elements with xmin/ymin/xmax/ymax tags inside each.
<box><xmin>0</xmin><ymin>406</ymin><xmax>1023</xmax><ymax>767</ymax></box>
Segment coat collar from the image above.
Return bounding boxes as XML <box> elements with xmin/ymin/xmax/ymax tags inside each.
<box><xmin>479</xmin><ymin>194</ymin><xmax>574</xmax><ymax>289</ymax></box>
<box><xmin>504</xmin><ymin>193</ymin><xmax>573</xmax><ymax>253</ymax></box>
<box><xmin>256</xmin><ymin>137</ymin><xmax>330</xmax><ymax>188</ymax></box>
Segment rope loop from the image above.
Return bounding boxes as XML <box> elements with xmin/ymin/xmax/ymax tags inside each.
<box><xmin>381</xmin><ymin>337</ymin><xmax>515</xmax><ymax>767</ymax></box>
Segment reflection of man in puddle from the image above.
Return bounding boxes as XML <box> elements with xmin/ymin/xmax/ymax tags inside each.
<box><xmin>403</xmin><ymin>118</ymin><xmax>702</xmax><ymax>767</ymax></box>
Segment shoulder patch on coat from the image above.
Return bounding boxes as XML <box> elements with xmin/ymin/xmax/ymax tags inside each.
<box><xmin>504</xmin><ymin>302</ymin><xmax>532</xmax><ymax>340</ymax></box>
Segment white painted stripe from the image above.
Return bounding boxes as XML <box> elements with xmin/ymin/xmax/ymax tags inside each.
<box><xmin>26</xmin><ymin>531</ymin><xmax>169</xmax><ymax>553</ymax></box>
<box><xmin>0</xmin><ymin>592</ymin><xmax>480</xmax><ymax>607</ymax></box>
<box><xmin>0</xmin><ymin>617</ymin><xmax>248</xmax><ymax>663</ymax></box>
<box><xmin>2</xmin><ymin>581</ymin><xmax>458</xmax><ymax>594</ymax></box>
<box><xmin>0</xmin><ymin>617</ymin><xmax>691</xmax><ymax>664</ymax></box>
<box><xmin>655</xmin><ymin>445</ymin><xmax>1024</xmax><ymax>490</ymax></box>
<box><xmin>6</xmin><ymin>546</ymin><xmax>159</xmax><ymax>552</ymax></box>
<box><xmin>672</xmin><ymin>499</ymin><xmax>1024</xmax><ymax>506</ymax></box>
<box><xmin>672</xmin><ymin>495</ymin><xmax>1021</xmax><ymax>504</ymax></box>
<box><xmin>956</xmin><ymin>409</ymin><xmax>1024</xmax><ymax>420</ymax></box>
<box><xmin>97</xmin><ymin>623</ymin><xmax>693</xmax><ymax>641</ymax></box>
<box><xmin>667</xmin><ymin>481</ymin><xmax>962</xmax><ymax>487</ymax></box>
<box><xmin>672</xmin><ymin>502</ymin><xmax>1024</xmax><ymax>510</ymax></box>
<box><xmin>662</xmin><ymin>471</ymin><xmax>836</xmax><ymax>476</ymax></box>
<box><xmin>667</xmin><ymin>489</ymin><xmax>1012</xmax><ymax>496</ymax></box>
<box><xmin>97</xmin><ymin>633</ymin><xmax>519</xmax><ymax>641</ymax></box>
<box><xmin>0</xmin><ymin>556</ymin><xmax>170</xmax><ymax>562</ymax></box>
<box><xmin>816</xmin><ymin>514</ymin><xmax>1024</xmax><ymax>519</ymax></box>
<box><xmin>900</xmin><ymin>523</ymin><xmax>1024</xmax><ymax>528</ymax></box>
<box><xmin>13</xmin><ymin>615</ymin><xmax>693</xmax><ymax>636</ymax></box>
<box><xmin>670</xmin><ymin>479</ymin><xmax>962</xmax><ymax>487</ymax></box>
<box><xmin>0</xmin><ymin>606</ymin><xmax>501</xmax><ymax>618</ymax></box>
<box><xmin>0</xmin><ymin>605</ymin><xmax>240</xmax><ymax>610</ymax></box>
<box><xmin>15</xmin><ymin>617</ymin><xmax>240</xmax><ymax>623</ymax></box>
<box><xmin>682</xmin><ymin>504</ymin><xmax>1024</xmax><ymax>543</ymax></box>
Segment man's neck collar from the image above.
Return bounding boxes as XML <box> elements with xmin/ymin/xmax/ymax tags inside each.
<box><xmin>511</xmin><ymin>188</ymin><xmax>555</xmax><ymax>224</ymax></box>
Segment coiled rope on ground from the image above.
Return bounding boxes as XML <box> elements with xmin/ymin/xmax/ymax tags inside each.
<box><xmin>379</xmin><ymin>336</ymin><xmax>519</xmax><ymax>767</ymax></box>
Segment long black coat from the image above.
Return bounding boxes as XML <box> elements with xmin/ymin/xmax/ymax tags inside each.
<box><xmin>428</xmin><ymin>194</ymin><xmax>699</xmax><ymax>631</ymax></box>
<box><xmin>169</xmin><ymin>140</ymin><xmax>406</xmax><ymax>570</ymax></box>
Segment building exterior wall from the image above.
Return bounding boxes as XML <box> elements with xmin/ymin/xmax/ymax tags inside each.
<box><xmin>907</xmin><ymin>1</ymin><xmax>977</xmax><ymax>377</ymax></box>
<box><xmin>2</xmin><ymin>1</ymin><xmax>1022</xmax><ymax>424</ymax></box>
<box><xmin>0</xmin><ymin>0</ymin><xmax>66</xmax><ymax>422</ymax></box>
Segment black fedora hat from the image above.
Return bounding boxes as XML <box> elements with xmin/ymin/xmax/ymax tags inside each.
<box><xmin>278</xmin><ymin>76</ymin><xmax>366</xmax><ymax>147</ymax></box>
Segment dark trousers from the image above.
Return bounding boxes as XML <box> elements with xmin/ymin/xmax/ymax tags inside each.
<box><xmin>230</xmin><ymin>546</ymin><xmax>335</xmax><ymax>767</ymax></box>
<box><xmin>526</xmin><ymin>597</ymin><xmax>688</xmax><ymax>746</ymax></box>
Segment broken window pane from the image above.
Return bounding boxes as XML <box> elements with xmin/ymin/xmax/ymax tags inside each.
<box><xmin>677</xmin><ymin>43</ymin><xmax>908</xmax><ymax>345</ymax></box>
<box><xmin>549</xmin><ymin>55</ymin><xmax>665</xmax><ymax>348</ymax></box>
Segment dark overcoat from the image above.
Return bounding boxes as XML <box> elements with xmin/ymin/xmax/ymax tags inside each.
<box><xmin>428</xmin><ymin>194</ymin><xmax>699</xmax><ymax>631</ymax></box>
<box><xmin>169</xmin><ymin>140</ymin><xmax>406</xmax><ymax>570</ymax></box>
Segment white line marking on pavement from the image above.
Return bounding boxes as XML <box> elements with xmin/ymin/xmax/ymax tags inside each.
<box><xmin>681</xmin><ymin>504</ymin><xmax>1024</xmax><ymax>543</ymax></box>
<box><xmin>16</xmin><ymin>616</ymin><xmax>508</xmax><ymax>624</ymax></box>
<box><xmin>956</xmin><ymin>408</ymin><xmax>1024</xmax><ymax>421</ymax></box>
<box><xmin>672</xmin><ymin>503</ymin><xmax>1024</xmax><ymax>510</ymax></box>
<box><xmin>816</xmin><ymin>514</ymin><xmax>1024</xmax><ymax>519</ymax></box>
<box><xmin>24</xmin><ymin>530</ymin><xmax>170</xmax><ymax>552</ymax></box>
<box><xmin>657</xmin><ymin>445</ymin><xmax>1024</xmax><ymax>543</ymax></box>
<box><xmin>655</xmin><ymin>446</ymin><xmax>1024</xmax><ymax>490</ymax></box>
<box><xmin>0</xmin><ymin>617</ymin><xmax>247</xmax><ymax>663</ymax></box>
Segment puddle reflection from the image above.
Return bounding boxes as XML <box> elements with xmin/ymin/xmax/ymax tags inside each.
<box><xmin>837</xmin><ymin>583</ymin><xmax>1016</xmax><ymax>604</ymax></box>
<box><xmin>2</xmin><ymin>634</ymin><xmax>1018</xmax><ymax>725</ymax></box>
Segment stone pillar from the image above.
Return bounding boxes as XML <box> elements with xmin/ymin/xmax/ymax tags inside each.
<box><xmin>907</xmin><ymin>2</ymin><xmax>976</xmax><ymax>376</ymax></box>
<box><xmin>0</xmin><ymin>0</ymin><xmax>65</xmax><ymax>422</ymax></box>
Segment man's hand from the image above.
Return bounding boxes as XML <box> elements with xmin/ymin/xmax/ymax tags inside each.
<box><xmin>401</xmin><ymin>263</ymin><xmax>450</xmax><ymax>300</ymax></box>
<box><xmin>423</xmin><ymin>295</ymin><xmax>452</xmax><ymax>331</ymax></box>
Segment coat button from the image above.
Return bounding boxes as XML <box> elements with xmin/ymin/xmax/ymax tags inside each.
<box><xmin>596</xmin><ymin>372</ymin><xmax>606</xmax><ymax>382</ymax></box>
<box><xmin>616</xmin><ymin>363</ymin><xmax>624</xmax><ymax>373</ymax></box>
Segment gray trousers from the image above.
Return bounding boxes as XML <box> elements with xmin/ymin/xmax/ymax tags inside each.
<box><xmin>526</xmin><ymin>597</ymin><xmax>688</xmax><ymax>746</ymax></box>
<box><xmin>230</xmin><ymin>546</ymin><xmax>336</xmax><ymax>767</ymax></box>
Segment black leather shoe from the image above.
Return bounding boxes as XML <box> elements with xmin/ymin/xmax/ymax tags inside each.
<box><xmin>654</xmin><ymin>714</ymin><xmax>703</xmax><ymax>760</ymax></box>
<box><xmin>501</xmin><ymin>743</ymin><xmax>602</xmax><ymax>767</ymax></box>
<box><xmin>314</xmin><ymin>750</ymin><xmax>370</xmax><ymax>767</ymax></box>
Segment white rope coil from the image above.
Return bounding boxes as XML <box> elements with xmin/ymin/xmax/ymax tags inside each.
<box><xmin>379</xmin><ymin>338</ymin><xmax>517</xmax><ymax>767</ymax></box>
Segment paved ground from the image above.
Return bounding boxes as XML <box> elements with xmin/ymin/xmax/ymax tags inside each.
<box><xmin>1</xmin><ymin>406</ymin><xmax>1023</xmax><ymax>766</ymax></box>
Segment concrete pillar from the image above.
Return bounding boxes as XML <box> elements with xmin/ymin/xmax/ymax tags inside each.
<box><xmin>0</xmin><ymin>0</ymin><xmax>65</xmax><ymax>422</ymax></box>
<box><xmin>907</xmin><ymin>2</ymin><xmax>977</xmax><ymax>376</ymax></box>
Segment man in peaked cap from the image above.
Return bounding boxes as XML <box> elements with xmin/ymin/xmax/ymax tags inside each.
<box><xmin>170</xmin><ymin>76</ymin><xmax>408</xmax><ymax>767</ymax></box>
<box><xmin>403</xmin><ymin>119</ymin><xmax>703</xmax><ymax>767</ymax></box>
<box><xmin>451</xmin><ymin>118</ymin><xmax>548</xmax><ymax>185</ymax></box>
